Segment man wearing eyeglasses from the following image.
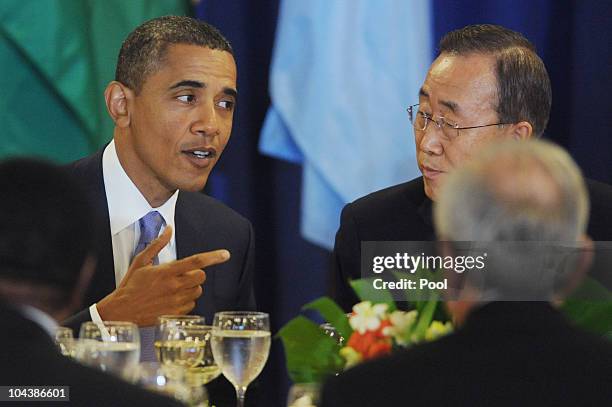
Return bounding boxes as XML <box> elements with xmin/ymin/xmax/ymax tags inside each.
<box><xmin>330</xmin><ymin>24</ymin><xmax>612</xmax><ymax>311</ymax></box>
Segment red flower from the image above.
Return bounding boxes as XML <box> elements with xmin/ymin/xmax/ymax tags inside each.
<box><xmin>346</xmin><ymin>319</ymin><xmax>393</xmax><ymax>361</ymax></box>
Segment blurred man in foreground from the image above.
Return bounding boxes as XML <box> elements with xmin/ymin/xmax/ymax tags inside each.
<box><xmin>331</xmin><ymin>24</ymin><xmax>612</xmax><ymax>311</ymax></box>
<box><xmin>0</xmin><ymin>158</ymin><xmax>181</xmax><ymax>406</ymax></box>
<box><xmin>322</xmin><ymin>141</ymin><xmax>612</xmax><ymax>406</ymax></box>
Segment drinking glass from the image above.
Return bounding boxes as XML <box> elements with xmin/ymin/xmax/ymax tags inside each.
<box><xmin>55</xmin><ymin>327</ymin><xmax>76</xmax><ymax>358</ymax></box>
<box><xmin>155</xmin><ymin>315</ymin><xmax>205</xmax><ymax>363</ymax></box>
<box><xmin>181</xmin><ymin>325</ymin><xmax>222</xmax><ymax>386</ymax></box>
<box><xmin>157</xmin><ymin>323</ymin><xmax>221</xmax><ymax>386</ymax></box>
<box><xmin>211</xmin><ymin>311</ymin><xmax>271</xmax><ymax>407</ymax></box>
<box><xmin>76</xmin><ymin>321</ymin><xmax>140</xmax><ymax>379</ymax></box>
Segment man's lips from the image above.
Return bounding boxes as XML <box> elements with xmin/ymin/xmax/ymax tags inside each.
<box><xmin>181</xmin><ymin>147</ymin><xmax>217</xmax><ymax>169</ymax></box>
<box><xmin>420</xmin><ymin>165</ymin><xmax>445</xmax><ymax>179</ymax></box>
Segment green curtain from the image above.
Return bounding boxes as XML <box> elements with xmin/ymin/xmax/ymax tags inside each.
<box><xmin>0</xmin><ymin>0</ymin><xmax>188</xmax><ymax>163</ymax></box>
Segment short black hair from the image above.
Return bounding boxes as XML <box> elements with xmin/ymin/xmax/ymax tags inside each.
<box><xmin>439</xmin><ymin>24</ymin><xmax>552</xmax><ymax>137</ymax></box>
<box><xmin>0</xmin><ymin>158</ymin><xmax>95</xmax><ymax>299</ymax></box>
<box><xmin>115</xmin><ymin>15</ymin><xmax>233</xmax><ymax>93</ymax></box>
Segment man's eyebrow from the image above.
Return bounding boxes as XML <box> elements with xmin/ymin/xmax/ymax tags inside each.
<box><xmin>169</xmin><ymin>81</ymin><xmax>237</xmax><ymax>100</ymax></box>
<box><xmin>440</xmin><ymin>99</ymin><xmax>459</xmax><ymax>113</ymax></box>
<box><xmin>420</xmin><ymin>87</ymin><xmax>459</xmax><ymax>113</ymax></box>
<box><xmin>169</xmin><ymin>80</ymin><xmax>205</xmax><ymax>89</ymax></box>
<box><xmin>223</xmin><ymin>87</ymin><xmax>238</xmax><ymax>100</ymax></box>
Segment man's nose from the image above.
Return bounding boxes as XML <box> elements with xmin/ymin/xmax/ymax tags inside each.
<box><xmin>191</xmin><ymin>101</ymin><xmax>220</xmax><ymax>137</ymax></box>
<box><xmin>418</xmin><ymin>124</ymin><xmax>445</xmax><ymax>156</ymax></box>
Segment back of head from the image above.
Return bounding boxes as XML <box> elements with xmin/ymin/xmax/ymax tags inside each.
<box><xmin>115</xmin><ymin>15</ymin><xmax>233</xmax><ymax>93</ymax></box>
<box><xmin>434</xmin><ymin>140</ymin><xmax>589</xmax><ymax>299</ymax></box>
<box><xmin>0</xmin><ymin>158</ymin><xmax>95</xmax><ymax>311</ymax></box>
<box><xmin>439</xmin><ymin>24</ymin><xmax>552</xmax><ymax>137</ymax></box>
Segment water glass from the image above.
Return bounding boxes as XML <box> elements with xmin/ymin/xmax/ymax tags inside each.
<box><xmin>55</xmin><ymin>327</ymin><xmax>76</xmax><ymax>358</ymax></box>
<box><xmin>76</xmin><ymin>321</ymin><xmax>140</xmax><ymax>379</ymax></box>
<box><xmin>211</xmin><ymin>311</ymin><xmax>271</xmax><ymax>407</ymax></box>
<box><xmin>155</xmin><ymin>315</ymin><xmax>205</xmax><ymax>363</ymax></box>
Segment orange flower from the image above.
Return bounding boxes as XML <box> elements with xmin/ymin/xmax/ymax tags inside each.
<box><xmin>346</xmin><ymin>319</ymin><xmax>393</xmax><ymax>361</ymax></box>
<box><xmin>364</xmin><ymin>340</ymin><xmax>392</xmax><ymax>359</ymax></box>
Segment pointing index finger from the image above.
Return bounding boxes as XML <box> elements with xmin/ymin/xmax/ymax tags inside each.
<box><xmin>164</xmin><ymin>249</ymin><xmax>231</xmax><ymax>274</ymax></box>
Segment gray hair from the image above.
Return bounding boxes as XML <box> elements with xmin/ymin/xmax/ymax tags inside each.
<box><xmin>434</xmin><ymin>140</ymin><xmax>589</xmax><ymax>300</ymax></box>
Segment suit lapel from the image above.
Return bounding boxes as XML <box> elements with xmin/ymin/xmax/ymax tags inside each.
<box><xmin>175</xmin><ymin>193</ymin><xmax>217</xmax><ymax>320</ymax></box>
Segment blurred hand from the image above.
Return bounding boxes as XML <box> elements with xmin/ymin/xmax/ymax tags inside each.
<box><xmin>97</xmin><ymin>226</ymin><xmax>230</xmax><ymax>326</ymax></box>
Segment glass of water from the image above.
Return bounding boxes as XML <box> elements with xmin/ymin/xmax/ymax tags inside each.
<box><xmin>211</xmin><ymin>311</ymin><xmax>271</xmax><ymax>407</ymax></box>
<box><xmin>55</xmin><ymin>327</ymin><xmax>76</xmax><ymax>358</ymax></box>
<box><xmin>155</xmin><ymin>315</ymin><xmax>205</xmax><ymax>363</ymax></box>
<box><xmin>76</xmin><ymin>321</ymin><xmax>140</xmax><ymax>379</ymax></box>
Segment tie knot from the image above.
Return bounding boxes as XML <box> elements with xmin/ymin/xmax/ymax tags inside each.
<box><xmin>138</xmin><ymin>211</ymin><xmax>165</xmax><ymax>246</ymax></box>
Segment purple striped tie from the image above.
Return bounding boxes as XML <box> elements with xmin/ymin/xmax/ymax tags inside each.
<box><xmin>133</xmin><ymin>211</ymin><xmax>165</xmax><ymax>362</ymax></box>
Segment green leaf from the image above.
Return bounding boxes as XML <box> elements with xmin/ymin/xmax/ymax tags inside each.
<box><xmin>410</xmin><ymin>292</ymin><xmax>439</xmax><ymax>341</ymax></box>
<box><xmin>561</xmin><ymin>277</ymin><xmax>612</xmax><ymax>337</ymax></box>
<box><xmin>561</xmin><ymin>300</ymin><xmax>612</xmax><ymax>336</ymax></box>
<box><xmin>276</xmin><ymin>316</ymin><xmax>345</xmax><ymax>383</ymax></box>
<box><xmin>349</xmin><ymin>278</ymin><xmax>397</xmax><ymax>312</ymax></box>
<box><xmin>567</xmin><ymin>277</ymin><xmax>612</xmax><ymax>301</ymax></box>
<box><xmin>302</xmin><ymin>297</ymin><xmax>353</xmax><ymax>340</ymax></box>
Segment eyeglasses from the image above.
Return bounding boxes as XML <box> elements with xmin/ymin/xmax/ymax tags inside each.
<box><xmin>407</xmin><ymin>104</ymin><xmax>510</xmax><ymax>141</ymax></box>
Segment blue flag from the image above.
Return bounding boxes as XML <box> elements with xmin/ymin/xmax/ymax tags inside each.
<box><xmin>260</xmin><ymin>0</ymin><xmax>432</xmax><ymax>248</ymax></box>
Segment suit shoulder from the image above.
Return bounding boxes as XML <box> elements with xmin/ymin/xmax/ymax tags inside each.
<box><xmin>65</xmin><ymin>149</ymin><xmax>104</xmax><ymax>173</ymax></box>
<box><xmin>323</xmin><ymin>338</ymin><xmax>452</xmax><ymax>404</ymax></box>
<box><xmin>344</xmin><ymin>178</ymin><xmax>425</xmax><ymax>218</ymax></box>
<box><xmin>62</xmin><ymin>359</ymin><xmax>182</xmax><ymax>406</ymax></box>
<box><xmin>586</xmin><ymin>178</ymin><xmax>612</xmax><ymax>207</ymax></box>
<box><xmin>178</xmin><ymin>191</ymin><xmax>251</xmax><ymax>230</ymax></box>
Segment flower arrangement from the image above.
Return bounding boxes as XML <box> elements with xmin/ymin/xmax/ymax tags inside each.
<box><xmin>340</xmin><ymin>301</ymin><xmax>451</xmax><ymax>369</ymax></box>
<box><xmin>277</xmin><ymin>278</ymin><xmax>452</xmax><ymax>384</ymax></box>
<box><xmin>278</xmin><ymin>276</ymin><xmax>612</xmax><ymax>387</ymax></box>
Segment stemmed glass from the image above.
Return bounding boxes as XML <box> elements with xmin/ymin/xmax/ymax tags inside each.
<box><xmin>155</xmin><ymin>315</ymin><xmax>204</xmax><ymax>363</ymax></box>
<box><xmin>157</xmin><ymin>323</ymin><xmax>221</xmax><ymax>386</ymax></box>
<box><xmin>55</xmin><ymin>327</ymin><xmax>76</xmax><ymax>358</ymax></box>
<box><xmin>76</xmin><ymin>321</ymin><xmax>140</xmax><ymax>379</ymax></box>
<box><xmin>211</xmin><ymin>311</ymin><xmax>271</xmax><ymax>407</ymax></box>
<box><xmin>181</xmin><ymin>325</ymin><xmax>222</xmax><ymax>386</ymax></box>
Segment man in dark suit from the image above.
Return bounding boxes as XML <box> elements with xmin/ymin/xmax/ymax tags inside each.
<box><xmin>0</xmin><ymin>158</ymin><xmax>182</xmax><ymax>406</ymax></box>
<box><xmin>322</xmin><ymin>140</ymin><xmax>612</xmax><ymax>406</ymax></box>
<box><xmin>60</xmin><ymin>16</ymin><xmax>256</xmax><ymax>405</ymax></box>
<box><xmin>331</xmin><ymin>24</ymin><xmax>612</xmax><ymax>311</ymax></box>
<box><xmin>62</xmin><ymin>15</ymin><xmax>255</xmax><ymax>337</ymax></box>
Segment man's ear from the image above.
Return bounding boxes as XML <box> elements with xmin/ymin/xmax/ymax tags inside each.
<box><xmin>507</xmin><ymin>120</ymin><xmax>533</xmax><ymax>140</ymax></box>
<box><xmin>104</xmin><ymin>81</ymin><xmax>133</xmax><ymax>128</ymax></box>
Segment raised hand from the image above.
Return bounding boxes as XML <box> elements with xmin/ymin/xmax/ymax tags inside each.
<box><xmin>96</xmin><ymin>226</ymin><xmax>230</xmax><ymax>326</ymax></box>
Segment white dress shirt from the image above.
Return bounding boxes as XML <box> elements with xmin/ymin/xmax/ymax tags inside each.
<box><xmin>89</xmin><ymin>140</ymin><xmax>179</xmax><ymax>323</ymax></box>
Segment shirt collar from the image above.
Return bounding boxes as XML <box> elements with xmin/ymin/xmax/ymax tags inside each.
<box><xmin>102</xmin><ymin>140</ymin><xmax>179</xmax><ymax>236</ymax></box>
